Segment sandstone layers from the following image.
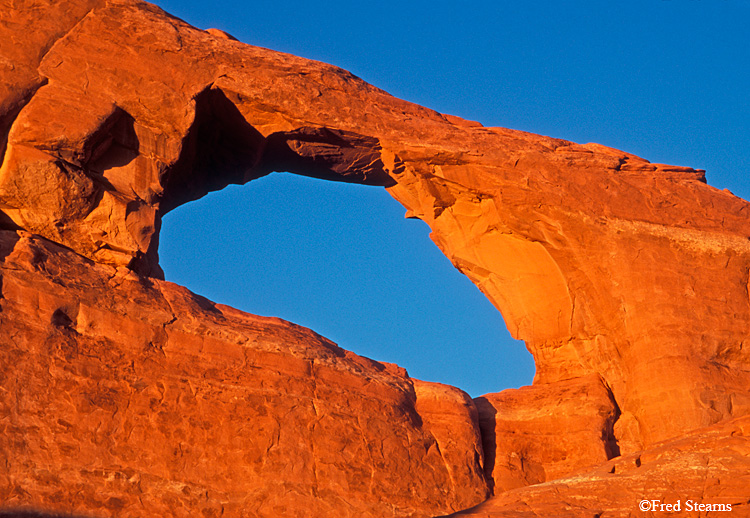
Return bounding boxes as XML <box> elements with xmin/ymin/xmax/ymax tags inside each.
<box><xmin>1</xmin><ymin>1</ymin><xmax>749</xmax><ymax>516</ymax></box>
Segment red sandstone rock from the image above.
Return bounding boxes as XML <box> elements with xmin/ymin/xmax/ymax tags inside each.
<box><xmin>0</xmin><ymin>230</ymin><xmax>487</xmax><ymax>517</ymax></box>
<box><xmin>475</xmin><ymin>374</ymin><xmax>619</xmax><ymax>493</ymax></box>
<box><xmin>3</xmin><ymin>0</ymin><xmax>749</xmax><ymax>451</ymax></box>
<box><xmin>2</xmin><ymin>1</ymin><xmax>750</xmax><ymax>516</ymax></box>
<box><xmin>446</xmin><ymin>416</ymin><xmax>750</xmax><ymax>517</ymax></box>
<box><xmin>413</xmin><ymin>381</ymin><xmax>488</xmax><ymax>505</ymax></box>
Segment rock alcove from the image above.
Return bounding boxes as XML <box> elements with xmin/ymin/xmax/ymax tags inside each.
<box><xmin>2</xmin><ymin>1</ymin><xmax>750</xmax><ymax>516</ymax></box>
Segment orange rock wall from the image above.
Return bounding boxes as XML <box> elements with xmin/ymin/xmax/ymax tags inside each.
<box><xmin>2</xmin><ymin>0</ymin><xmax>750</xmax><ymax>515</ymax></box>
<box><xmin>474</xmin><ymin>374</ymin><xmax>619</xmax><ymax>493</ymax></box>
<box><xmin>0</xmin><ymin>231</ymin><xmax>487</xmax><ymax>517</ymax></box>
<box><xmin>448</xmin><ymin>416</ymin><xmax>750</xmax><ymax>517</ymax></box>
<box><xmin>3</xmin><ymin>2</ymin><xmax>748</xmax><ymax>451</ymax></box>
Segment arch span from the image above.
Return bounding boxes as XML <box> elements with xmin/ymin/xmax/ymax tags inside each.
<box><xmin>2</xmin><ymin>0</ymin><xmax>749</xmax><ymax>461</ymax></box>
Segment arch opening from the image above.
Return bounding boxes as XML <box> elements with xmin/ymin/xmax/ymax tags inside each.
<box><xmin>158</xmin><ymin>171</ymin><xmax>535</xmax><ymax>396</ymax></box>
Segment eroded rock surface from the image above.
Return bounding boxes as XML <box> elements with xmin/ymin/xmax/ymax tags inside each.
<box><xmin>0</xmin><ymin>231</ymin><xmax>487</xmax><ymax>517</ymax></box>
<box><xmin>2</xmin><ymin>0</ymin><xmax>750</xmax><ymax>516</ymax></box>
<box><xmin>474</xmin><ymin>374</ymin><xmax>619</xmax><ymax>494</ymax></box>
<box><xmin>446</xmin><ymin>416</ymin><xmax>750</xmax><ymax>517</ymax></box>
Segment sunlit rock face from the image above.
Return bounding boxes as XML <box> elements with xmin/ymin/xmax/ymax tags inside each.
<box><xmin>0</xmin><ymin>231</ymin><xmax>488</xmax><ymax>517</ymax></box>
<box><xmin>447</xmin><ymin>415</ymin><xmax>750</xmax><ymax>518</ymax></box>
<box><xmin>474</xmin><ymin>374</ymin><xmax>620</xmax><ymax>494</ymax></box>
<box><xmin>2</xmin><ymin>0</ymin><xmax>750</xmax><ymax>516</ymax></box>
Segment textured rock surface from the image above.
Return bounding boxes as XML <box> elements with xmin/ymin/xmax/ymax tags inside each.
<box><xmin>3</xmin><ymin>0</ymin><xmax>749</xmax><ymax>451</ymax></box>
<box><xmin>446</xmin><ymin>416</ymin><xmax>750</xmax><ymax>517</ymax></box>
<box><xmin>2</xmin><ymin>0</ymin><xmax>750</xmax><ymax>516</ymax></box>
<box><xmin>475</xmin><ymin>374</ymin><xmax>619</xmax><ymax>494</ymax></box>
<box><xmin>0</xmin><ymin>230</ymin><xmax>487</xmax><ymax>517</ymax></box>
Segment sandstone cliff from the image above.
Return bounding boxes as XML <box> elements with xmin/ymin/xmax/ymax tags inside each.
<box><xmin>1</xmin><ymin>1</ymin><xmax>749</xmax><ymax>516</ymax></box>
<box><xmin>0</xmin><ymin>230</ymin><xmax>486</xmax><ymax>517</ymax></box>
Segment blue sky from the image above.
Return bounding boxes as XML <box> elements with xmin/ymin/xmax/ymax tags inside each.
<box><xmin>153</xmin><ymin>0</ymin><xmax>749</xmax><ymax>397</ymax></box>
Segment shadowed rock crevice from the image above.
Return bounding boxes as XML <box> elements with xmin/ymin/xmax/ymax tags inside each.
<box><xmin>160</xmin><ymin>87</ymin><xmax>267</xmax><ymax>214</ymax></box>
<box><xmin>472</xmin><ymin>397</ymin><xmax>498</xmax><ymax>494</ymax></box>
<box><xmin>604</xmin><ymin>388</ymin><xmax>623</xmax><ymax>460</ymax></box>
<box><xmin>0</xmin><ymin>79</ymin><xmax>49</xmax><ymax>171</ymax></box>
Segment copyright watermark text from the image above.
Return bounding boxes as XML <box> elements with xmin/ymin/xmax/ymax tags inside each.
<box><xmin>639</xmin><ymin>499</ymin><xmax>732</xmax><ymax>513</ymax></box>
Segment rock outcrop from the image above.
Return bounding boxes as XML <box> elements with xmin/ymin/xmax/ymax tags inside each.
<box><xmin>2</xmin><ymin>0</ymin><xmax>750</xmax><ymax>516</ymax></box>
<box><xmin>474</xmin><ymin>374</ymin><xmax>620</xmax><ymax>494</ymax></box>
<box><xmin>448</xmin><ymin>416</ymin><xmax>750</xmax><ymax>517</ymax></box>
<box><xmin>0</xmin><ymin>230</ymin><xmax>487</xmax><ymax>517</ymax></box>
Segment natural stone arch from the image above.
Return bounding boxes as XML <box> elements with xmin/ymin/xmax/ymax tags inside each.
<box><xmin>2</xmin><ymin>0</ymin><xmax>750</xmax><ymax>471</ymax></box>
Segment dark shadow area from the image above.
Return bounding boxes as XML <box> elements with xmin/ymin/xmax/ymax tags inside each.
<box><xmin>50</xmin><ymin>308</ymin><xmax>74</xmax><ymax>328</ymax></box>
<box><xmin>0</xmin><ymin>226</ymin><xmax>20</xmax><ymax>264</ymax></box>
<box><xmin>86</xmin><ymin>108</ymin><xmax>140</xmax><ymax>174</ymax></box>
<box><xmin>186</xmin><ymin>290</ymin><xmax>222</xmax><ymax>314</ymax></box>
<box><xmin>0</xmin><ymin>211</ymin><xmax>22</xmax><ymax>232</ymax></box>
<box><xmin>472</xmin><ymin>396</ymin><xmax>497</xmax><ymax>494</ymax></box>
<box><xmin>605</xmin><ymin>394</ymin><xmax>622</xmax><ymax>459</ymax></box>
<box><xmin>160</xmin><ymin>87</ymin><xmax>266</xmax><ymax>214</ymax></box>
<box><xmin>160</xmin><ymin>87</ymin><xmax>396</xmax><ymax>217</ymax></box>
